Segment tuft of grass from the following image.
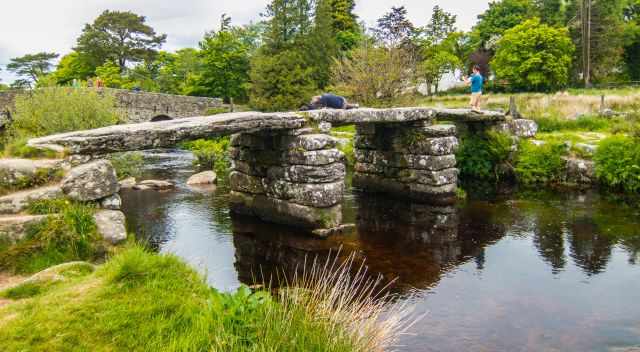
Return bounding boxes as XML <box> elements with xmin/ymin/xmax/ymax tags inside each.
<box><xmin>515</xmin><ymin>140</ymin><xmax>567</xmax><ymax>185</ymax></box>
<box><xmin>0</xmin><ymin>200</ymin><xmax>100</xmax><ymax>274</ymax></box>
<box><xmin>2</xmin><ymin>137</ymin><xmax>61</xmax><ymax>159</ymax></box>
<box><xmin>0</xmin><ymin>247</ymin><xmax>414</xmax><ymax>352</ymax></box>
<box><xmin>457</xmin><ymin>131</ymin><xmax>514</xmax><ymax>182</ymax></box>
<box><xmin>180</xmin><ymin>137</ymin><xmax>231</xmax><ymax>173</ymax></box>
<box><xmin>109</xmin><ymin>152</ymin><xmax>144</xmax><ymax>180</ymax></box>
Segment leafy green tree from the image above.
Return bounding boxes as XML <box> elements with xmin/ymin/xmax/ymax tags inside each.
<box><xmin>622</xmin><ymin>0</ymin><xmax>640</xmax><ymax>80</ymax></box>
<box><xmin>327</xmin><ymin>0</ymin><xmax>360</xmax><ymax>51</ymax></box>
<box><xmin>372</xmin><ymin>6</ymin><xmax>416</xmax><ymax>48</ymax></box>
<box><xmin>197</xmin><ymin>29</ymin><xmax>251</xmax><ymax>102</ymax></box>
<box><xmin>75</xmin><ymin>10</ymin><xmax>167</xmax><ymax>72</ymax></box>
<box><xmin>307</xmin><ymin>0</ymin><xmax>340</xmax><ymax>89</ymax></box>
<box><xmin>154</xmin><ymin>49</ymin><xmax>204</xmax><ymax>95</ymax></box>
<box><xmin>424</xmin><ymin>5</ymin><xmax>458</xmax><ymax>44</ymax></box>
<box><xmin>52</xmin><ymin>52</ymin><xmax>94</xmax><ymax>85</ymax></box>
<box><xmin>95</xmin><ymin>60</ymin><xmax>131</xmax><ymax>88</ymax></box>
<box><xmin>420</xmin><ymin>33</ymin><xmax>464</xmax><ymax>94</ymax></box>
<box><xmin>492</xmin><ymin>18</ymin><xmax>575</xmax><ymax>91</ymax></box>
<box><xmin>262</xmin><ymin>0</ymin><xmax>313</xmax><ymax>51</ymax></box>
<box><xmin>250</xmin><ymin>50</ymin><xmax>316</xmax><ymax>111</ymax></box>
<box><xmin>6</xmin><ymin>52</ymin><xmax>59</xmax><ymax>87</ymax></box>
<box><xmin>472</xmin><ymin>0</ymin><xmax>537</xmax><ymax>49</ymax></box>
<box><xmin>535</xmin><ymin>0</ymin><xmax>565</xmax><ymax>25</ymax></box>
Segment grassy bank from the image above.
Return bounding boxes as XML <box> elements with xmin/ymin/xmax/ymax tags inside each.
<box><xmin>0</xmin><ymin>247</ymin><xmax>409</xmax><ymax>351</ymax></box>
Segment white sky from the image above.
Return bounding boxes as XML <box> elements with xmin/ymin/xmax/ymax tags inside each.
<box><xmin>0</xmin><ymin>0</ymin><xmax>491</xmax><ymax>83</ymax></box>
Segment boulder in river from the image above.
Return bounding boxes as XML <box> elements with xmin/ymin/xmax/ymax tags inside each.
<box><xmin>118</xmin><ymin>177</ymin><xmax>137</xmax><ymax>189</ymax></box>
<box><xmin>61</xmin><ymin>160</ymin><xmax>119</xmax><ymax>201</ymax></box>
<box><xmin>187</xmin><ymin>171</ymin><xmax>217</xmax><ymax>185</ymax></box>
<box><xmin>136</xmin><ymin>180</ymin><xmax>174</xmax><ymax>190</ymax></box>
<box><xmin>99</xmin><ymin>194</ymin><xmax>122</xmax><ymax>210</ymax></box>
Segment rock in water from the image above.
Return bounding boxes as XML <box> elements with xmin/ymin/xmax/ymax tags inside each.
<box><xmin>93</xmin><ymin>210</ymin><xmax>127</xmax><ymax>245</ymax></box>
<box><xmin>99</xmin><ymin>194</ymin><xmax>122</xmax><ymax>210</ymax></box>
<box><xmin>187</xmin><ymin>171</ymin><xmax>217</xmax><ymax>185</ymax></box>
<box><xmin>118</xmin><ymin>177</ymin><xmax>137</xmax><ymax>189</ymax></box>
<box><xmin>62</xmin><ymin>160</ymin><xmax>119</xmax><ymax>201</ymax></box>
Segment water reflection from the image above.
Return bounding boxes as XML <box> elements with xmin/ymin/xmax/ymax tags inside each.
<box><xmin>120</xmin><ymin>150</ymin><xmax>640</xmax><ymax>352</ymax></box>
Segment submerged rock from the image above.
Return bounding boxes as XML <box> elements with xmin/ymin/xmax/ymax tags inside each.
<box><xmin>136</xmin><ymin>180</ymin><xmax>174</xmax><ymax>190</ymax></box>
<box><xmin>61</xmin><ymin>160</ymin><xmax>119</xmax><ymax>201</ymax></box>
<box><xmin>186</xmin><ymin>171</ymin><xmax>217</xmax><ymax>185</ymax></box>
<box><xmin>93</xmin><ymin>210</ymin><xmax>127</xmax><ymax>245</ymax></box>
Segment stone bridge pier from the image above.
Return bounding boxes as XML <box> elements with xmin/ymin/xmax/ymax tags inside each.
<box><xmin>228</xmin><ymin>127</ymin><xmax>346</xmax><ymax>237</ymax></box>
<box><xmin>352</xmin><ymin>122</ymin><xmax>458</xmax><ymax>204</ymax></box>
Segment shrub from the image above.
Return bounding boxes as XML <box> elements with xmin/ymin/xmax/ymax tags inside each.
<box><xmin>180</xmin><ymin>137</ymin><xmax>231</xmax><ymax>172</ymax></box>
<box><xmin>594</xmin><ymin>135</ymin><xmax>640</xmax><ymax>193</ymax></box>
<box><xmin>515</xmin><ymin>140</ymin><xmax>566</xmax><ymax>185</ymax></box>
<box><xmin>457</xmin><ymin>131</ymin><xmax>513</xmax><ymax>181</ymax></box>
<box><xmin>8</xmin><ymin>87</ymin><xmax>122</xmax><ymax>140</ymax></box>
<box><xmin>109</xmin><ymin>152</ymin><xmax>144</xmax><ymax>180</ymax></box>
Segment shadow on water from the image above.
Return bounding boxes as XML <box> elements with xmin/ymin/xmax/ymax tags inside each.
<box><xmin>121</xmin><ymin>149</ymin><xmax>640</xmax><ymax>352</ymax></box>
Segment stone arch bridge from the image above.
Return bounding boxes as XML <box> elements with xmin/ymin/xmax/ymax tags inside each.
<box><xmin>28</xmin><ymin>108</ymin><xmax>520</xmax><ymax>237</ymax></box>
<box><xmin>0</xmin><ymin>88</ymin><xmax>225</xmax><ymax>124</ymax></box>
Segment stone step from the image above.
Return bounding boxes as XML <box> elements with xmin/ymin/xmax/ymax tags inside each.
<box><xmin>0</xmin><ymin>158</ymin><xmax>64</xmax><ymax>188</ymax></box>
<box><xmin>0</xmin><ymin>214</ymin><xmax>49</xmax><ymax>243</ymax></box>
<box><xmin>0</xmin><ymin>185</ymin><xmax>63</xmax><ymax>215</ymax></box>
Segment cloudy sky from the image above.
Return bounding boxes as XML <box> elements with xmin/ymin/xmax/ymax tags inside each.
<box><xmin>0</xmin><ymin>0</ymin><xmax>491</xmax><ymax>83</ymax></box>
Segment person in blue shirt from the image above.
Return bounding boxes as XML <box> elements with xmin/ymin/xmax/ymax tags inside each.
<box><xmin>300</xmin><ymin>93</ymin><xmax>359</xmax><ymax>111</ymax></box>
<box><xmin>464</xmin><ymin>66</ymin><xmax>484</xmax><ymax>112</ymax></box>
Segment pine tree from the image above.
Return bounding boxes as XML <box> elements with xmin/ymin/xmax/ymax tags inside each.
<box><xmin>328</xmin><ymin>0</ymin><xmax>360</xmax><ymax>51</ymax></box>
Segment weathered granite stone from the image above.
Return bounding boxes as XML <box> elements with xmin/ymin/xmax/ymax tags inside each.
<box><xmin>119</xmin><ymin>177</ymin><xmax>137</xmax><ymax>189</ymax></box>
<box><xmin>231</xmin><ymin>160</ymin><xmax>269</xmax><ymax>177</ymax></box>
<box><xmin>229</xmin><ymin>172</ymin><xmax>265</xmax><ymax>194</ymax></box>
<box><xmin>187</xmin><ymin>171</ymin><xmax>217</xmax><ymax>185</ymax></box>
<box><xmin>496</xmin><ymin>119</ymin><xmax>538</xmax><ymax>138</ymax></box>
<box><xmin>306</xmin><ymin>107</ymin><xmax>505</xmax><ymax>125</ymax></box>
<box><xmin>318</xmin><ymin>122</ymin><xmax>332</xmax><ymax>134</ymax></box>
<box><xmin>354</xmin><ymin>135</ymin><xmax>377</xmax><ymax>150</ymax></box>
<box><xmin>563</xmin><ymin>157</ymin><xmax>596</xmax><ymax>185</ymax></box>
<box><xmin>397</xmin><ymin>168</ymin><xmax>458</xmax><ymax>186</ymax></box>
<box><xmin>267</xmin><ymin>163</ymin><xmax>346</xmax><ymax>183</ymax></box>
<box><xmin>0</xmin><ymin>185</ymin><xmax>64</xmax><ymax>214</ymax></box>
<box><xmin>99</xmin><ymin>194</ymin><xmax>122</xmax><ymax>210</ymax></box>
<box><xmin>28</xmin><ymin>112</ymin><xmax>307</xmax><ymax>154</ymax></box>
<box><xmin>0</xmin><ymin>159</ymin><xmax>63</xmax><ymax>188</ymax></box>
<box><xmin>355</xmin><ymin>124</ymin><xmax>376</xmax><ymax>135</ymax></box>
<box><xmin>421</xmin><ymin>124</ymin><xmax>457</xmax><ymax>137</ymax></box>
<box><xmin>401</xmin><ymin>136</ymin><xmax>459</xmax><ymax>156</ymax></box>
<box><xmin>229</xmin><ymin>191</ymin><xmax>342</xmax><ymax>229</ymax></box>
<box><xmin>574</xmin><ymin>143</ymin><xmax>598</xmax><ymax>155</ymax></box>
<box><xmin>285</xmin><ymin>149</ymin><xmax>345</xmax><ymax>166</ymax></box>
<box><xmin>0</xmin><ymin>215</ymin><xmax>48</xmax><ymax>243</ymax></box>
<box><xmin>93</xmin><ymin>210</ymin><xmax>127</xmax><ymax>245</ymax></box>
<box><xmin>266</xmin><ymin>180</ymin><xmax>343</xmax><ymax>208</ymax></box>
<box><xmin>61</xmin><ymin>160</ymin><xmax>119</xmax><ymax>201</ymax></box>
<box><xmin>353</xmin><ymin>174</ymin><xmax>457</xmax><ymax>204</ymax></box>
<box><xmin>287</xmin><ymin>134</ymin><xmax>337</xmax><ymax>151</ymax></box>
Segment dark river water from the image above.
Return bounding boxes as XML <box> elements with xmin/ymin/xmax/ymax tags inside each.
<box><xmin>121</xmin><ymin>150</ymin><xmax>640</xmax><ymax>352</ymax></box>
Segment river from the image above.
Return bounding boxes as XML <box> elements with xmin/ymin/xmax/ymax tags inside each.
<box><xmin>120</xmin><ymin>149</ymin><xmax>640</xmax><ymax>352</ymax></box>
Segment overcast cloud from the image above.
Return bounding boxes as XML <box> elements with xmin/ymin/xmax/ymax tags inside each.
<box><xmin>0</xmin><ymin>0</ymin><xmax>490</xmax><ymax>83</ymax></box>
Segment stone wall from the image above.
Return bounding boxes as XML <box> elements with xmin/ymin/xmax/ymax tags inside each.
<box><xmin>228</xmin><ymin>128</ymin><xmax>346</xmax><ymax>236</ymax></box>
<box><xmin>0</xmin><ymin>89</ymin><xmax>225</xmax><ymax>124</ymax></box>
<box><xmin>353</xmin><ymin>122</ymin><xmax>459</xmax><ymax>204</ymax></box>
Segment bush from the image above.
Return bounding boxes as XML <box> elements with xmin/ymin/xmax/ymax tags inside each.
<box><xmin>515</xmin><ymin>140</ymin><xmax>566</xmax><ymax>185</ymax></box>
<box><xmin>594</xmin><ymin>135</ymin><xmax>640</xmax><ymax>193</ymax></box>
<box><xmin>8</xmin><ymin>87</ymin><xmax>122</xmax><ymax>140</ymax></box>
<box><xmin>180</xmin><ymin>137</ymin><xmax>231</xmax><ymax>172</ymax></box>
<box><xmin>109</xmin><ymin>152</ymin><xmax>144</xmax><ymax>180</ymax></box>
<box><xmin>457</xmin><ymin>131</ymin><xmax>513</xmax><ymax>181</ymax></box>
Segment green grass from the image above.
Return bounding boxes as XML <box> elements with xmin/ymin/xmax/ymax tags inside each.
<box><xmin>180</xmin><ymin>137</ymin><xmax>231</xmax><ymax>173</ymax></box>
<box><xmin>0</xmin><ymin>247</ymin><xmax>405</xmax><ymax>352</ymax></box>
<box><xmin>594</xmin><ymin>135</ymin><xmax>640</xmax><ymax>193</ymax></box>
<box><xmin>109</xmin><ymin>152</ymin><xmax>145</xmax><ymax>180</ymax></box>
<box><xmin>0</xmin><ymin>200</ymin><xmax>101</xmax><ymax>275</ymax></box>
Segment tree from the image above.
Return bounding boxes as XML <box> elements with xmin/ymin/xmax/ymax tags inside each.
<box><xmin>197</xmin><ymin>28</ymin><xmax>251</xmax><ymax>102</ymax></box>
<box><xmin>75</xmin><ymin>10</ymin><xmax>167</xmax><ymax>72</ymax></box>
<box><xmin>492</xmin><ymin>18</ymin><xmax>575</xmax><ymax>91</ymax></box>
<box><xmin>6</xmin><ymin>52</ymin><xmax>59</xmax><ymax>87</ymax></box>
<box><xmin>328</xmin><ymin>0</ymin><xmax>360</xmax><ymax>51</ymax></box>
<box><xmin>307</xmin><ymin>0</ymin><xmax>340</xmax><ymax>88</ymax></box>
<box><xmin>372</xmin><ymin>6</ymin><xmax>416</xmax><ymax>48</ymax></box>
<box><xmin>624</xmin><ymin>0</ymin><xmax>640</xmax><ymax>80</ymax></box>
<box><xmin>262</xmin><ymin>0</ymin><xmax>314</xmax><ymax>51</ymax></box>
<box><xmin>95</xmin><ymin>60</ymin><xmax>131</xmax><ymax>88</ymax></box>
<box><xmin>420</xmin><ymin>33</ymin><xmax>464</xmax><ymax>95</ymax></box>
<box><xmin>425</xmin><ymin>6</ymin><xmax>458</xmax><ymax>44</ymax></box>
<box><xmin>250</xmin><ymin>50</ymin><xmax>316</xmax><ymax>111</ymax></box>
<box><xmin>52</xmin><ymin>52</ymin><xmax>95</xmax><ymax>85</ymax></box>
<box><xmin>535</xmin><ymin>0</ymin><xmax>565</xmax><ymax>25</ymax></box>
<box><xmin>472</xmin><ymin>0</ymin><xmax>538</xmax><ymax>49</ymax></box>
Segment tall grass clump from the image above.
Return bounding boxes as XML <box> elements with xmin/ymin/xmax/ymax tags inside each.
<box><xmin>6</xmin><ymin>87</ymin><xmax>121</xmax><ymax>143</ymax></box>
<box><xmin>0</xmin><ymin>199</ymin><xmax>100</xmax><ymax>274</ymax></box>
<box><xmin>180</xmin><ymin>137</ymin><xmax>231</xmax><ymax>173</ymax></box>
<box><xmin>515</xmin><ymin>140</ymin><xmax>567</xmax><ymax>185</ymax></box>
<box><xmin>594</xmin><ymin>135</ymin><xmax>640</xmax><ymax>193</ymax></box>
<box><xmin>0</xmin><ymin>247</ymin><xmax>416</xmax><ymax>352</ymax></box>
<box><xmin>109</xmin><ymin>152</ymin><xmax>145</xmax><ymax>179</ymax></box>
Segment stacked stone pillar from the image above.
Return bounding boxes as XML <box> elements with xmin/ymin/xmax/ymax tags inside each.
<box><xmin>229</xmin><ymin>127</ymin><xmax>346</xmax><ymax>236</ymax></box>
<box><xmin>353</xmin><ymin>122</ymin><xmax>459</xmax><ymax>204</ymax></box>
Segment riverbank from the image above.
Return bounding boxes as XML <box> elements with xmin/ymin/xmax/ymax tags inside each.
<box><xmin>0</xmin><ymin>245</ymin><xmax>408</xmax><ymax>352</ymax></box>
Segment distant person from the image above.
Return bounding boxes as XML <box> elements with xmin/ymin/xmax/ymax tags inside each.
<box><xmin>87</xmin><ymin>78</ymin><xmax>94</xmax><ymax>88</ymax></box>
<box><xmin>300</xmin><ymin>93</ymin><xmax>359</xmax><ymax>111</ymax></box>
<box><xmin>464</xmin><ymin>66</ymin><xmax>484</xmax><ymax>112</ymax></box>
